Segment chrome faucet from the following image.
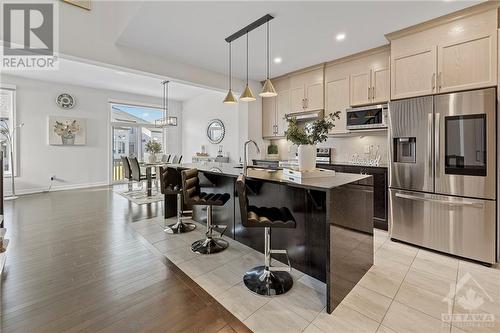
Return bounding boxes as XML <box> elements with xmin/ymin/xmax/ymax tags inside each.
<box><xmin>243</xmin><ymin>139</ymin><xmax>260</xmax><ymax>176</ymax></box>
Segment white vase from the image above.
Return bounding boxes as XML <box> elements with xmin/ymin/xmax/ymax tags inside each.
<box><xmin>297</xmin><ymin>144</ymin><xmax>317</xmax><ymax>171</ymax></box>
<box><xmin>148</xmin><ymin>153</ymin><xmax>156</xmax><ymax>163</ymax></box>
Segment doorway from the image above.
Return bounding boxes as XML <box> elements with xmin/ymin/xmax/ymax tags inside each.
<box><xmin>110</xmin><ymin>102</ymin><xmax>165</xmax><ymax>183</ymax></box>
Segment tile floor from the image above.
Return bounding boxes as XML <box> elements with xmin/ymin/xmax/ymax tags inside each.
<box><xmin>132</xmin><ymin>216</ymin><xmax>500</xmax><ymax>333</ymax></box>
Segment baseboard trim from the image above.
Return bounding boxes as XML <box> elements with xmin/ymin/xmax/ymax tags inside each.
<box><xmin>6</xmin><ymin>182</ymin><xmax>109</xmax><ymax>196</ymax></box>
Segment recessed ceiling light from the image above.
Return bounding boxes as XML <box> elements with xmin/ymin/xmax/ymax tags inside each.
<box><xmin>336</xmin><ymin>33</ymin><xmax>346</xmax><ymax>41</ymax></box>
<box><xmin>273</xmin><ymin>57</ymin><xmax>282</xmax><ymax>64</ymax></box>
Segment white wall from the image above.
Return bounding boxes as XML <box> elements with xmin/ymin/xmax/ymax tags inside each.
<box><xmin>182</xmin><ymin>92</ymin><xmax>240</xmax><ymax>163</ymax></box>
<box><xmin>1</xmin><ymin>74</ymin><xmax>182</xmax><ymax>195</ymax></box>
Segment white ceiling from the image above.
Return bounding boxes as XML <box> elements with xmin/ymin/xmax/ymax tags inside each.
<box><xmin>0</xmin><ymin>58</ymin><xmax>221</xmax><ymax>102</ymax></box>
<box><xmin>117</xmin><ymin>1</ymin><xmax>481</xmax><ymax>81</ymax></box>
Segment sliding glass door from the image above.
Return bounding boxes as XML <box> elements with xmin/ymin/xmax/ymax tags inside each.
<box><xmin>112</xmin><ymin>125</ymin><xmax>137</xmax><ymax>182</ymax></box>
<box><xmin>110</xmin><ymin>102</ymin><xmax>166</xmax><ymax>183</ymax></box>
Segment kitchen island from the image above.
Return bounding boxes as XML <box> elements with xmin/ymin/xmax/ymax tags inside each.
<box><xmin>167</xmin><ymin>162</ymin><xmax>374</xmax><ymax>314</ymax></box>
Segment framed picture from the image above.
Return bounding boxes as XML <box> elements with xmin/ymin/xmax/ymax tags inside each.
<box><xmin>48</xmin><ymin>116</ymin><xmax>87</xmax><ymax>146</ymax></box>
<box><xmin>62</xmin><ymin>0</ymin><xmax>91</xmax><ymax>11</ymax></box>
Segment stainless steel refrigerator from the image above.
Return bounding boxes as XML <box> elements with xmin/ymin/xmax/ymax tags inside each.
<box><xmin>388</xmin><ymin>87</ymin><xmax>497</xmax><ymax>264</ymax></box>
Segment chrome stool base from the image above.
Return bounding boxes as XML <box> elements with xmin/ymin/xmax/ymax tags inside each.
<box><xmin>243</xmin><ymin>266</ymin><xmax>293</xmax><ymax>296</ymax></box>
<box><xmin>164</xmin><ymin>221</ymin><xmax>196</xmax><ymax>234</ymax></box>
<box><xmin>191</xmin><ymin>237</ymin><xmax>228</xmax><ymax>254</ymax></box>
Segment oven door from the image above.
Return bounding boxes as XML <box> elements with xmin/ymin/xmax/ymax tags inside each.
<box><xmin>434</xmin><ymin>88</ymin><xmax>496</xmax><ymax>200</ymax></box>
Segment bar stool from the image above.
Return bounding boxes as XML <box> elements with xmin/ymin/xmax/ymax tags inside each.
<box><xmin>181</xmin><ymin>169</ymin><xmax>230</xmax><ymax>254</ymax></box>
<box><xmin>236</xmin><ymin>175</ymin><xmax>296</xmax><ymax>296</ymax></box>
<box><xmin>159</xmin><ymin>166</ymin><xmax>196</xmax><ymax>234</ymax></box>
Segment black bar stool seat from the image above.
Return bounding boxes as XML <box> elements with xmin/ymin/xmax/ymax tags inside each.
<box><xmin>236</xmin><ymin>175</ymin><xmax>296</xmax><ymax>296</ymax></box>
<box><xmin>160</xmin><ymin>166</ymin><xmax>196</xmax><ymax>234</ymax></box>
<box><xmin>182</xmin><ymin>169</ymin><xmax>230</xmax><ymax>254</ymax></box>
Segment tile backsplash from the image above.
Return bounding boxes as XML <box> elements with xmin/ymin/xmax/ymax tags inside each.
<box><xmin>269</xmin><ymin>132</ymin><xmax>388</xmax><ymax>165</ymax></box>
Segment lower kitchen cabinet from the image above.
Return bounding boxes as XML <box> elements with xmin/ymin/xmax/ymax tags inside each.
<box><xmin>321</xmin><ymin>163</ymin><xmax>388</xmax><ymax>230</ymax></box>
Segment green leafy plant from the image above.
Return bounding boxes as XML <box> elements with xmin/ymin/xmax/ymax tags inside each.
<box><xmin>285</xmin><ymin>112</ymin><xmax>341</xmax><ymax>145</ymax></box>
<box><xmin>267</xmin><ymin>143</ymin><xmax>278</xmax><ymax>155</ymax></box>
<box><xmin>145</xmin><ymin>140</ymin><xmax>162</xmax><ymax>154</ymax></box>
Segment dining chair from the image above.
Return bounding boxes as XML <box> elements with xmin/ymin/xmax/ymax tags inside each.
<box><xmin>178</xmin><ymin>155</ymin><xmax>183</xmax><ymax>163</ymax></box>
<box><xmin>128</xmin><ymin>157</ymin><xmax>148</xmax><ymax>190</ymax></box>
<box><xmin>171</xmin><ymin>155</ymin><xmax>180</xmax><ymax>164</ymax></box>
<box><xmin>120</xmin><ymin>156</ymin><xmax>133</xmax><ymax>191</ymax></box>
<box><xmin>162</xmin><ymin>154</ymin><xmax>171</xmax><ymax>163</ymax></box>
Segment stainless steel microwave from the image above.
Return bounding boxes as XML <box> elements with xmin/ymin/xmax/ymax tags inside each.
<box><xmin>346</xmin><ymin>104</ymin><xmax>388</xmax><ymax>130</ymax></box>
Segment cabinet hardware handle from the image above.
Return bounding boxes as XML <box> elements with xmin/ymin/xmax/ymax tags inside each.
<box><xmin>431</xmin><ymin>73</ymin><xmax>436</xmax><ymax>91</ymax></box>
<box><xmin>367</xmin><ymin>87</ymin><xmax>370</xmax><ymax>100</ymax></box>
<box><xmin>372</xmin><ymin>86</ymin><xmax>375</xmax><ymax>100</ymax></box>
<box><xmin>438</xmin><ymin>72</ymin><xmax>442</xmax><ymax>91</ymax></box>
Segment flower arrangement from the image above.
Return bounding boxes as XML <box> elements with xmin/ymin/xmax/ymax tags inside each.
<box><xmin>54</xmin><ymin>120</ymin><xmax>80</xmax><ymax>137</ymax></box>
<box><xmin>145</xmin><ymin>140</ymin><xmax>162</xmax><ymax>154</ymax></box>
<box><xmin>54</xmin><ymin>120</ymin><xmax>80</xmax><ymax>145</ymax></box>
<box><xmin>284</xmin><ymin>111</ymin><xmax>341</xmax><ymax>145</ymax></box>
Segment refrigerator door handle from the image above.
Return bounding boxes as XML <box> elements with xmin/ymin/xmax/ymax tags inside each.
<box><xmin>395</xmin><ymin>192</ymin><xmax>484</xmax><ymax>208</ymax></box>
<box><xmin>428</xmin><ymin>113</ymin><xmax>433</xmax><ymax>172</ymax></box>
<box><xmin>435</xmin><ymin>113</ymin><xmax>440</xmax><ymax>175</ymax></box>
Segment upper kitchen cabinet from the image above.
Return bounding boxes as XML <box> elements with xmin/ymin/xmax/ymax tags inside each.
<box><xmin>350</xmin><ymin>66</ymin><xmax>390</xmax><ymax>106</ymax></box>
<box><xmin>325</xmin><ymin>76</ymin><xmax>349</xmax><ymax>134</ymax></box>
<box><xmin>371</xmin><ymin>67</ymin><xmax>390</xmax><ymax>103</ymax></box>
<box><xmin>387</xmin><ymin>5</ymin><xmax>498</xmax><ymax>99</ymax></box>
<box><xmin>289</xmin><ymin>67</ymin><xmax>324</xmax><ymax>113</ymax></box>
<box><xmin>438</xmin><ymin>33</ymin><xmax>497</xmax><ymax>93</ymax></box>
<box><xmin>344</xmin><ymin>47</ymin><xmax>390</xmax><ymax>107</ymax></box>
<box><xmin>350</xmin><ymin>71</ymin><xmax>371</xmax><ymax>106</ymax></box>
<box><xmin>325</xmin><ymin>46</ymin><xmax>390</xmax><ymax>134</ymax></box>
<box><xmin>391</xmin><ymin>47</ymin><xmax>437</xmax><ymax>99</ymax></box>
<box><xmin>262</xmin><ymin>77</ymin><xmax>290</xmax><ymax>138</ymax></box>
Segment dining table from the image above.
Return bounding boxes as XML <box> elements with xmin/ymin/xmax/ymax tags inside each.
<box><xmin>140</xmin><ymin>162</ymin><xmax>168</xmax><ymax>196</ymax></box>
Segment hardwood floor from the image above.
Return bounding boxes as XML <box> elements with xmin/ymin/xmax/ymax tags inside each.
<box><xmin>0</xmin><ymin>186</ymin><xmax>250</xmax><ymax>333</ymax></box>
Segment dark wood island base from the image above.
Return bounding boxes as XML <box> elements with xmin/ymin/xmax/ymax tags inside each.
<box><xmin>166</xmin><ymin>163</ymin><xmax>374</xmax><ymax>313</ymax></box>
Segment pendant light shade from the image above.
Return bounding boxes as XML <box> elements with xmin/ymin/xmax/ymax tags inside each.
<box><xmin>260</xmin><ymin>21</ymin><xmax>277</xmax><ymax>97</ymax></box>
<box><xmin>240</xmin><ymin>33</ymin><xmax>256</xmax><ymax>102</ymax></box>
<box><xmin>260</xmin><ymin>78</ymin><xmax>277</xmax><ymax>97</ymax></box>
<box><xmin>223</xmin><ymin>89</ymin><xmax>237</xmax><ymax>104</ymax></box>
<box><xmin>224</xmin><ymin>42</ymin><xmax>238</xmax><ymax>104</ymax></box>
<box><xmin>240</xmin><ymin>85</ymin><xmax>256</xmax><ymax>101</ymax></box>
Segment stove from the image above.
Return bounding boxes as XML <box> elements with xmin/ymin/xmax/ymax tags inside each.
<box><xmin>278</xmin><ymin>148</ymin><xmax>332</xmax><ymax>168</ymax></box>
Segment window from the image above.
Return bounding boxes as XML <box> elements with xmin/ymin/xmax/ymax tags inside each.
<box><xmin>0</xmin><ymin>87</ymin><xmax>16</xmax><ymax>176</ymax></box>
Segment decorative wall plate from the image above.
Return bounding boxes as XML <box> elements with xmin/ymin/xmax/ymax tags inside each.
<box><xmin>56</xmin><ymin>93</ymin><xmax>76</xmax><ymax>109</ymax></box>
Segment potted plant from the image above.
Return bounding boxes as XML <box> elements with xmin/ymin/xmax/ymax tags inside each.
<box><xmin>267</xmin><ymin>143</ymin><xmax>279</xmax><ymax>160</ymax></box>
<box><xmin>285</xmin><ymin>112</ymin><xmax>340</xmax><ymax>171</ymax></box>
<box><xmin>145</xmin><ymin>140</ymin><xmax>162</xmax><ymax>163</ymax></box>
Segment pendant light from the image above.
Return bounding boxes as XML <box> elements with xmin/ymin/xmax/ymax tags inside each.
<box><xmin>223</xmin><ymin>42</ymin><xmax>237</xmax><ymax>104</ymax></box>
<box><xmin>259</xmin><ymin>21</ymin><xmax>277</xmax><ymax>97</ymax></box>
<box><xmin>156</xmin><ymin>80</ymin><xmax>177</xmax><ymax>127</ymax></box>
<box><xmin>240</xmin><ymin>32</ymin><xmax>256</xmax><ymax>102</ymax></box>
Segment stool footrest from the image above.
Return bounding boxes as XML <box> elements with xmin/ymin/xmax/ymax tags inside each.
<box><xmin>207</xmin><ymin>224</ymin><xmax>227</xmax><ymax>238</ymax></box>
<box><xmin>269</xmin><ymin>248</ymin><xmax>292</xmax><ymax>272</ymax></box>
<box><xmin>269</xmin><ymin>266</ymin><xmax>291</xmax><ymax>272</ymax></box>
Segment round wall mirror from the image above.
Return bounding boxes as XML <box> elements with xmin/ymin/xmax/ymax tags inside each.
<box><xmin>207</xmin><ymin>119</ymin><xmax>225</xmax><ymax>144</ymax></box>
